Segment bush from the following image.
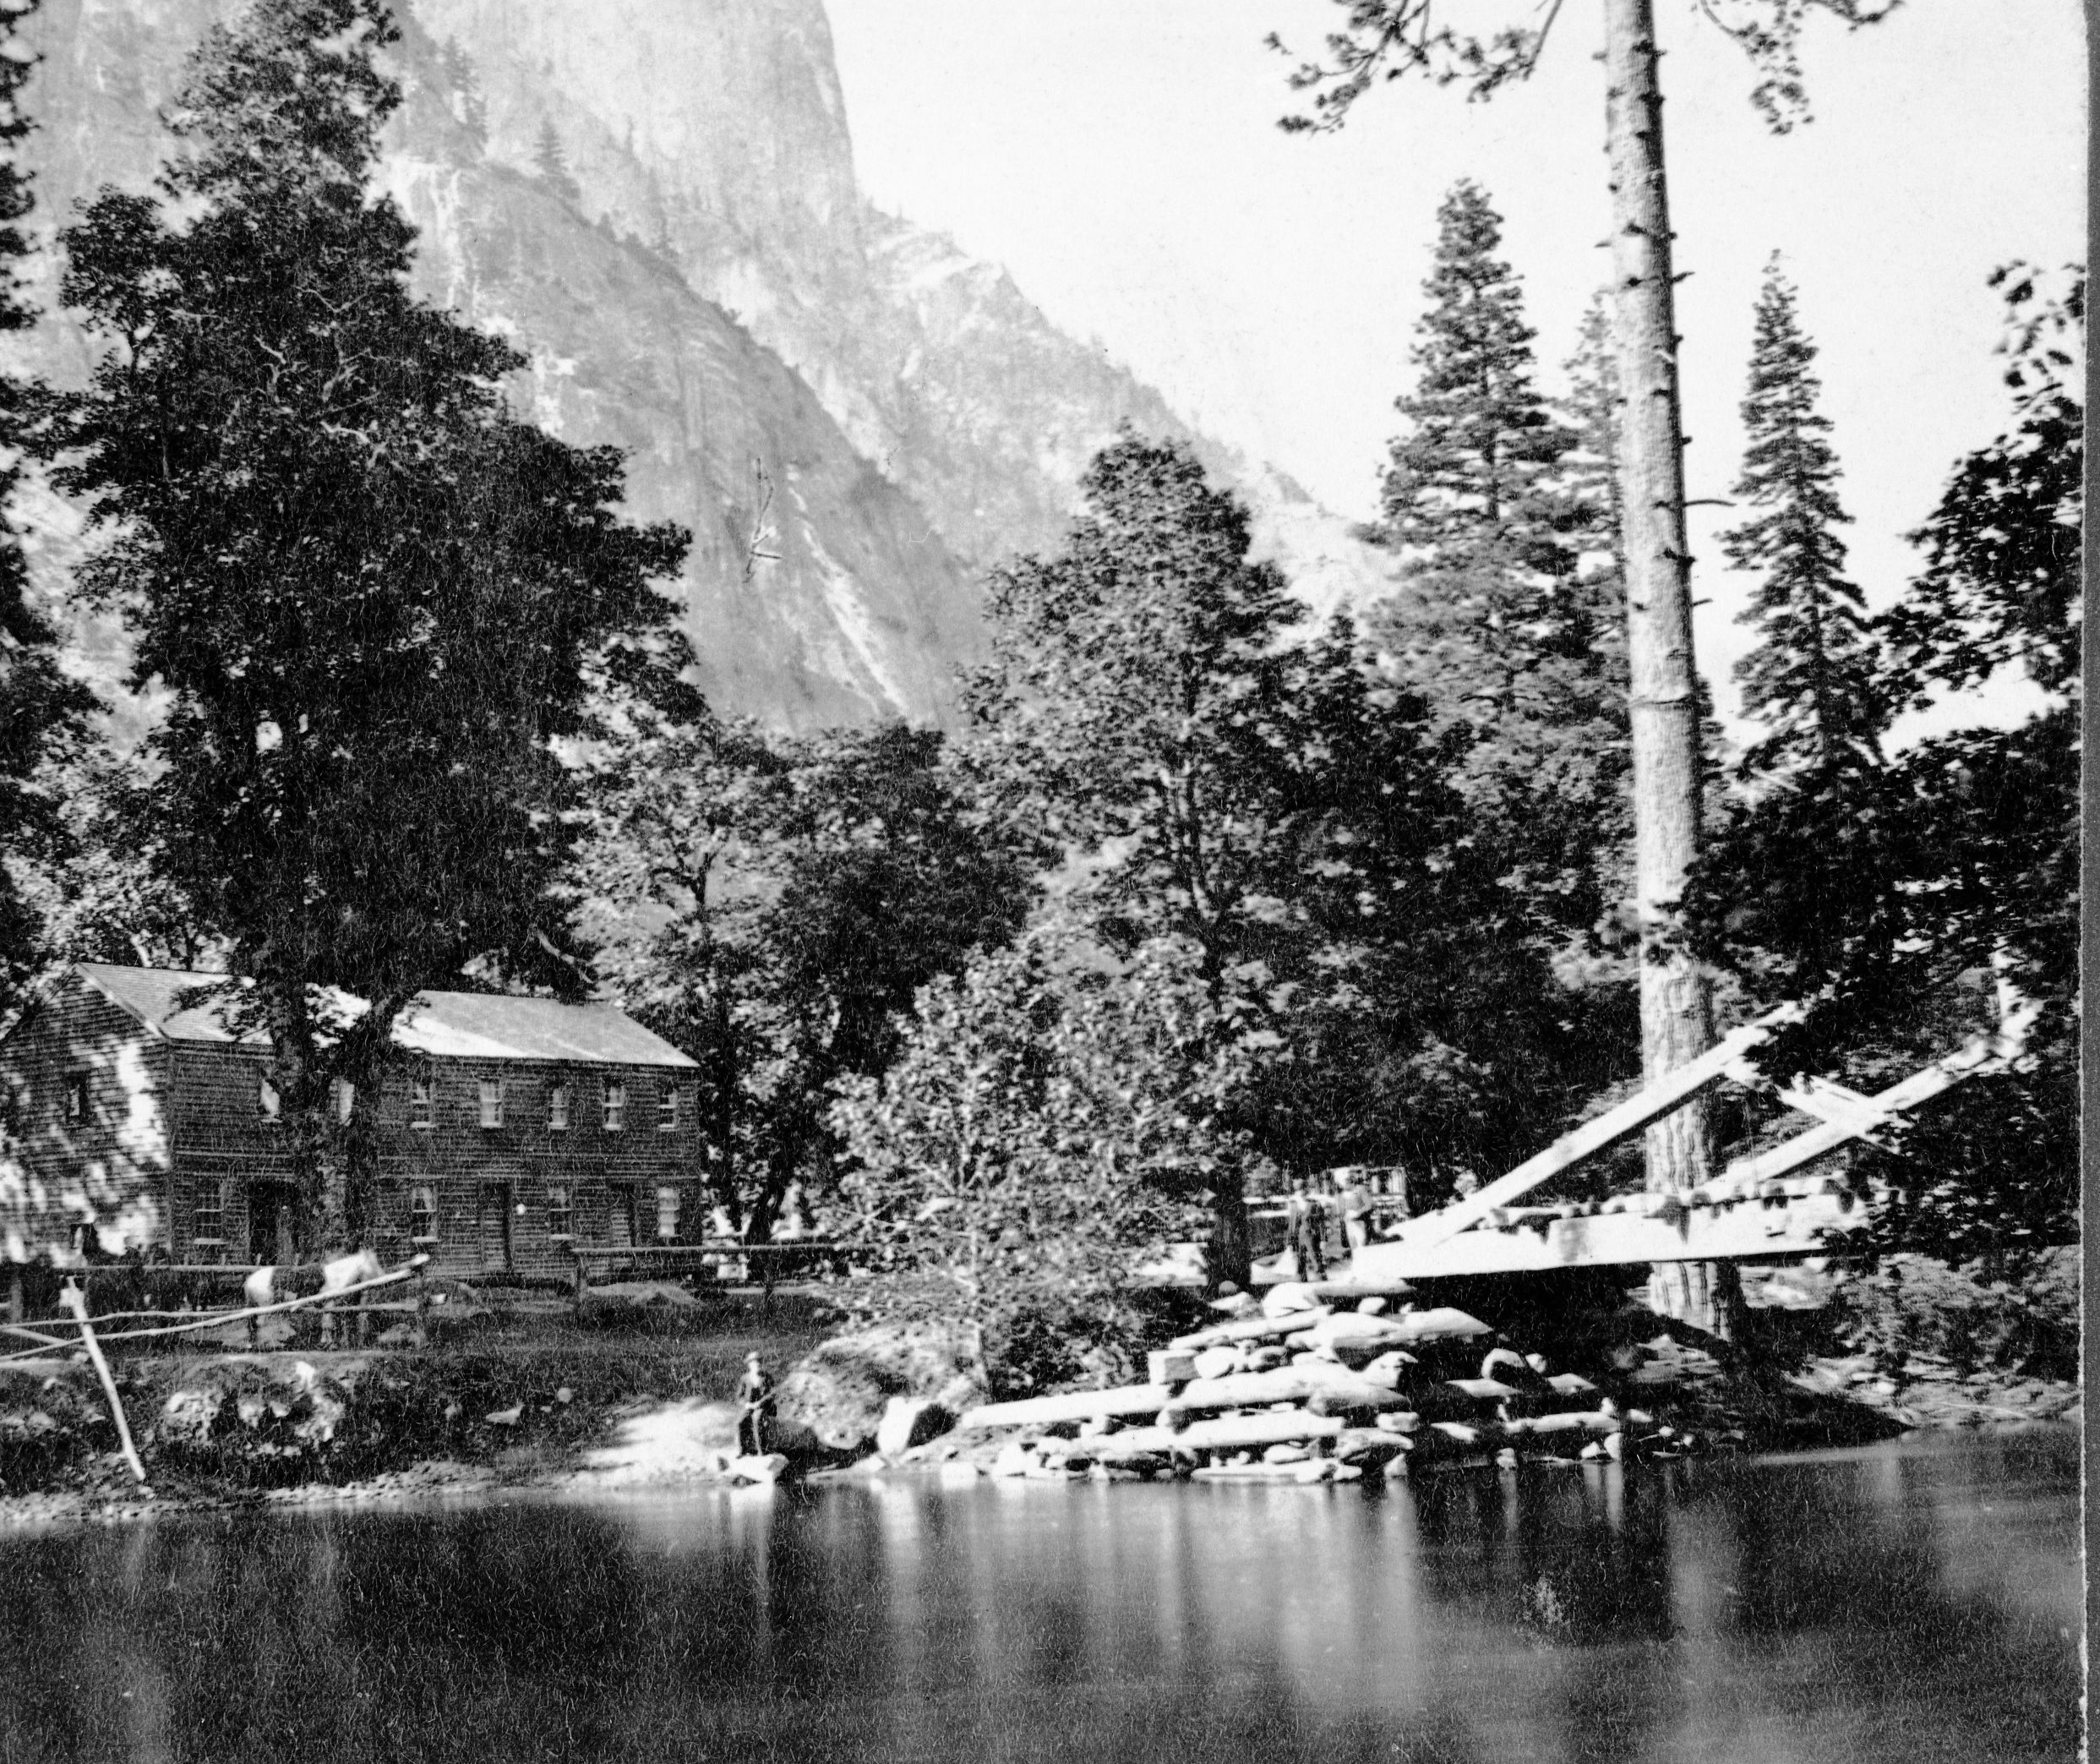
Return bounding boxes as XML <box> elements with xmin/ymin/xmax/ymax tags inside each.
<box><xmin>1827</xmin><ymin>1248</ymin><xmax>2079</xmax><ymax>1381</ymax></box>
<box><xmin>830</xmin><ymin>931</ymin><xmax>1252</xmax><ymax>1395</ymax></box>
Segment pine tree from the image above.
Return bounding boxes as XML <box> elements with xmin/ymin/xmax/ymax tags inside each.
<box><xmin>1277</xmin><ymin>0</ymin><xmax>1902</xmax><ymax>1337</ymax></box>
<box><xmin>0</xmin><ymin>0</ymin><xmax>92</xmax><ymax>1020</ymax></box>
<box><xmin>1371</xmin><ymin>210</ymin><xmax>1624</xmax><ymax>935</ymax></box>
<box><xmin>1375</xmin><ymin>180</ymin><xmax>1575</xmax><ymax>578</ymax></box>
<box><xmin>57</xmin><ymin>0</ymin><xmax>691</xmax><ymax>1250</ymax></box>
<box><xmin>1722</xmin><ymin>259</ymin><xmax>1883</xmax><ymax>774</ymax></box>
<box><xmin>534</xmin><ymin>117</ymin><xmax>581</xmax><ymax>207</ymax></box>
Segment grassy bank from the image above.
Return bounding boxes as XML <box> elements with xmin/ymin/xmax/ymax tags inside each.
<box><xmin>0</xmin><ymin>1252</ymin><xmax>2077</xmax><ymax>1526</ymax></box>
<box><xmin>0</xmin><ymin>1284</ymin><xmax>843</xmax><ymax>1525</ymax></box>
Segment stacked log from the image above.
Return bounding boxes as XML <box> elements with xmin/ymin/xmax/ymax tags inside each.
<box><xmin>960</xmin><ymin>1301</ymin><xmax>1664</xmax><ymax>1483</ymax></box>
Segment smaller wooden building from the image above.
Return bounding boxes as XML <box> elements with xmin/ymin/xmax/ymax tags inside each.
<box><xmin>0</xmin><ymin>964</ymin><xmax>702</xmax><ymax>1279</ymax></box>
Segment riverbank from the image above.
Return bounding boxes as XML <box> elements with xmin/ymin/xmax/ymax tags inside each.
<box><xmin>0</xmin><ymin>1259</ymin><xmax>2078</xmax><ymax>1528</ymax></box>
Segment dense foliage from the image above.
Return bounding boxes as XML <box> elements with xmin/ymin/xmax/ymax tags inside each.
<box><xmin>1368</xmin><ymin>185</ymin><xmax>1628</xmax><ymax>923</ymax></box>
<box><xmin>946</xmin><ymin>432</ymin><xmax>1633</xmax><ymax>1285</ymax></box>
<box><xmin>1689</xmin><ymin>265</ymin><xmax>2081</xmax><ymax>1260</ymax></box>
<box><xmin>571</xmin><ymin>713</ymin><xmax>1033</xmax><ymax>1241</ymax></box>
<box><xmin>0</xmin><ymin>0</ymin><xmax>91</xmax><ymax>1021</ymax></box>
<box><xmin>52</xmin><ymin>0</ymin><xmax>690</xmax><ymax>1244</ymax></box>
<box><xmin>830</xmin><ymin>928</ymin><xmax>1242</xmax><ymax>1394</ymax></box>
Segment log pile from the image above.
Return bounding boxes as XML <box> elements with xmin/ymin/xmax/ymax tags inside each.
<box><xmin>955</xmin><ymin>1299</ymin><xmax>1702</xmax><ymax>1483</ymax></box>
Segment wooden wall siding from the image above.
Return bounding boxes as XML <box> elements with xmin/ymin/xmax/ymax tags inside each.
<box><xmin>1</xmin><ymin>980</ymin><xmax>703</xmax><ymax>1275</ymax></box>
<box><xmin>0</xmin><ymin>972</ymin><xmax>172</xmax><ymax>1264</ymax></box>
<box><xmin>163</xmin><ymin>1046</ymin><xmax>701</xmax><ymax>1275</ymax></box>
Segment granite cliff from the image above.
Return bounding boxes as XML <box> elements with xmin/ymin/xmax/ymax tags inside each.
<box><xmin>17</xmin><ymin>0</ymin><xmax>1392</xmax><ymax>729</ymax></box>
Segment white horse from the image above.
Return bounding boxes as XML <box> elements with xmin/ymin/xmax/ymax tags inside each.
<box><xmin>243</xmin><ymin>1247</ymin><xmax>383</xmax><ymax>1309</ymax></box>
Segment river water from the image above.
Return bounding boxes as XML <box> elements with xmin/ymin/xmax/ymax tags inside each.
<box><xmin>0</xmin><ymin>1432</ymin><xmax>2076</xmax><ymax>1763</ymax></box>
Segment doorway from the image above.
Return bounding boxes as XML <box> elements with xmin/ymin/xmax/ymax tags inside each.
<box><xmin>248</xmin><ymin>1182</ymin><xmax>297</xmax><ymax>1264</ymax></box>
<box><xmin>477</xmin><ymin>1182</ymin><xmax>514</xmax><ymax>1272</ymax></box>
<box><xmin>607</xmin><ymin>1185</ymin><xmax>635</xmax><ymax>1250</ymax></box>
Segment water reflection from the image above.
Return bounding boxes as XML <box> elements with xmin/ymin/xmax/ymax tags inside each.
<box><xmin>0</xmin><ymin>1434</ymin><xmax>2076</xmax><ymax>1764</ymax></box>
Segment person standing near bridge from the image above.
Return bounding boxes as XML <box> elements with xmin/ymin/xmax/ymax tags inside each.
<box><xmin>1339</xmin><ymin>1170</ymin><xmax>1376</xmax><ymax>1257</ymax></box>
<box><xmin>1285</xmin><ymin>1176</ymin><xmax>1328</xmax><ymax>1281</ymax></box>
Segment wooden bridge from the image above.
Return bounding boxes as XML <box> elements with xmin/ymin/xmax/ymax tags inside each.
<box><xmin>1348</xmin><ymin>996</ymin><xmax>2037</xmax><ymax>1284</ymax></box>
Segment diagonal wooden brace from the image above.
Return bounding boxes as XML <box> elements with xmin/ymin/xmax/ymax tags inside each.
<box><xmin>1710</xmin><ymin>997</ymin><xmax>2040</xmax><ymax>1198</ymax></box>
<box><xmin>1387</xmin><ymin>1002</ymin><xmax>1807</xmax><ymax>1253</ymax></box>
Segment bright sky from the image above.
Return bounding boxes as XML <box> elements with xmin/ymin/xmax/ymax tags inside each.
<box><xmin>826</xmin><ymin>0</ymin><xmax>2085</xmax><ymax>732</ymax></box>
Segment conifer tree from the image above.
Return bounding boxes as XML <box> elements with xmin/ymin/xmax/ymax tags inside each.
<box><xmin>1276</xmin><ymin>0</ymin><xmax>1901</xmax><ymax>1336</ymax></box>
<box><xmin>57</xmin><ymin>0</ymin><xmax>691</xmax><ymax>1250</ymax></box>
<box><xmin>1371</xmin><ymin>198</ymin><xmax>1624</xmax><ymax>932</ymax></box>
<box><xmin>1375</xmin><ymin>180</ymin><xmax>1575</xmax><ymax>578</ymax></box>
<box><xmin>1722</xmin><ymin>260</ymin><xmax>1884</xmax><ymax>774</ymax></box>
<box><xmin>534</xmin><ymin>118</ymin><xmax>581</xmax><ymax>206</ymax></box>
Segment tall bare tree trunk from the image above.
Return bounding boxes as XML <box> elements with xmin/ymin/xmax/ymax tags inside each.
<box><xmin>1602</xmin><ymin>0</ymin><xmax>1737</xmax><ymax>1338</ymax></box>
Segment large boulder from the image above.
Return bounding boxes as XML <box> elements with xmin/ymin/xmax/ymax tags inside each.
<box><xmin>774</xmin><ymin>1324</ymin><xmax>985</xmax><ymax>1458</ymax></box>
<box><xmin>875</xmin><ymin>1397</ymin><xmax>954</xmax><ymax>1460</ymax></box>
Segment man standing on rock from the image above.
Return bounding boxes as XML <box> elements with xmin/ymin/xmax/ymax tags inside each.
<box><xmin>737</xmin><ymin>1352</ymin><xmax>776</xmax><ymax>1457</ymax></box>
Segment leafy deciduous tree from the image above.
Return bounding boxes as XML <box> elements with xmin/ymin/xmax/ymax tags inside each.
<box><xmin>830</xmin><ymin>927</ymin><xmax>1245</xmax><ymax>1394</ymax></box>
<box><xmin>55</xmin><ymin>0</ymin><xmax>691</xmax><ymax>1249</ymax></box>
<box><xmin>963</xmin><ymin>434</ymin><xmax>1624</xmax><ymax>1276</ymax></box>
<box><xmin>572</xmin><ymin>713</ymin><xmax>1033</xmax><ymax>1239</ymax></box>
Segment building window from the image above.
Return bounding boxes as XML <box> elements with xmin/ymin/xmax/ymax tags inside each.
<box><xmin>657</xmin><ymin>1085</ymin><xmax>679</xmax><ymax>1132</ymax></box>
<box><xmin>330</xmin><ymin>1077</ymin><xmax>355</xmax><ymax>1123</ymax></box>
<box><xmin>410</xmin><ymin>1076</ymin><xmax>433</xmax><ymax>1130</ymax></box>
<box><xmin>478</xmin><ymin>1079</ymin><xmax>504</xmax><ymax>1129</ymax></box>
<box><xmin>258</xmin><ymin>1074</ymin><xmax>281</xmax><ymax>1122</ymax></box>
<box><xmin>548</xmin><ymin>1183</ymin><xmax>573</xmax><ymax>1240</ymax></box>
<box><xmin>64</xmin><ymin>1073</ymin><xmax>90</xmax><ymax>1123</ymax></box>
<box><xmin>409</xmin><ymin>1184</ymin><xmax>438</xmax><ymax>1242</ymax></box>
<box><xmin>603</xmin><ymin>1081</ymin><xmax>625</xmax><ymax>1132</ymax></box>
<box><xmin>548</xmin><ymin>1081</ymin><xmax>570</xmax><ymax>1131</ymax></box>
<box><xmin>654</xmin><ymin>1185</ymin><xmax>679</xmax><ymax>1241</ymax></box>
<box><xmin>193</xmin><ymin>1181</ymin><xmax>225</xmax><ymax>1245</ymax></box>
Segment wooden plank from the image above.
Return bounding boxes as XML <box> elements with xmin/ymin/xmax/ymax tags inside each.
<box><xmin>1383</xmin><ymin>1004</ymin><xmax>1804</xmax><ymax>1254</ymax></box>
<box><xmin>1706</xmin><ymin>1002</ymin><xmax>2037</xmax><ymax>1199</ymax></box>
<box><xmin>1351</xmin><ymin>1189</ymin><xmax>1863</xmax><ymax>1281</ymax></box>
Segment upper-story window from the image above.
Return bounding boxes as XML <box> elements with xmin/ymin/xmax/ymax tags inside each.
<box><xmin>657</xmin><ymin>1085</ymin><xmax>679</xmax><ymax>1132</ymax></box>
<box><xmin>257</xmin><ymin>1074</ymin><xmax>281</xmax><ymax>1122</ymax></box>
<box><xmin>410</xmin><ymin>1076</ymin><xmax>434</xmax><ymax>1130</ymax></box>
<box><xmin>603</xmin><ymin>1081</ymin><xmax>626</xmax><ymax>1132</ymax></box>
<box><xmin>478</xmin><ymin>1079</ymin><xmax>504</xmax><ymax>1129</ymax></box>
<box><xmin>64</xmin><ymin>1073</ymin><xmax>90</xmax><ymax>1123</ymax></box>
<box><xmin>548</xmin><ymin>1081</ymin><xmax>570</xmax><ymax>1131</ymax></box>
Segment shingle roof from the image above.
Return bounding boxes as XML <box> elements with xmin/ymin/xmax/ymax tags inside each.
<box><xmin>71</xmin><ymin>964</ymin><xmax>696</xmax><ymax>1068</ymax></box>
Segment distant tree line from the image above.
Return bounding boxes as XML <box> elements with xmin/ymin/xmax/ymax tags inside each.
<box><xmin>0</xmin><ymin>2</ymin><xmax>2075</xmax><ymax>1378</ymax></box>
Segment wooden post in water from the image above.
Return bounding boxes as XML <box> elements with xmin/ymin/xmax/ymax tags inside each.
<box><xmin>57</xmin><ymin>1281</ymin><xmax>147</xmax><ymax>1486</ymax></box>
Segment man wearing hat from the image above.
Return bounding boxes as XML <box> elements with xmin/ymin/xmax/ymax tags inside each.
<box><xmin>736</xmin><ymin>1352</ymin><xmax>776</xmax><ymax>1457</ymax></box>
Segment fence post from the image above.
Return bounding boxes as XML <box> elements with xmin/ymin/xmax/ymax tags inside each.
<box><xmin>57</xmin><ymin>1281</ymin><xmax>147</xmax><ymax>1486</ymax></box>
<box><xmin>6</xmin><ymin>1267</ymin><xmax>19</xmax><ymax>1327</ymax></box>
